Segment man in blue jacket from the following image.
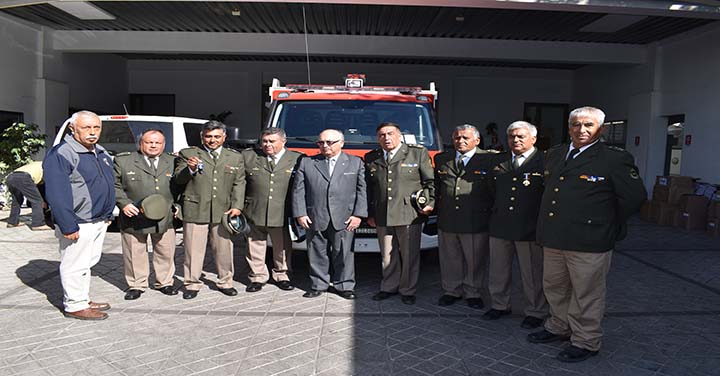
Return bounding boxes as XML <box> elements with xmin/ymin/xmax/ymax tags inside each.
<box><xmin>44</xmin><ymin>111</ymin><xmax>115</xmax><ymax>320</ymax></box>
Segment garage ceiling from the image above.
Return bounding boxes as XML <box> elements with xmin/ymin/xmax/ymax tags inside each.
<box><xmin>2</xmin><ymin>1</ymin><xmax>719</xmax><ymax>68</ymax></box>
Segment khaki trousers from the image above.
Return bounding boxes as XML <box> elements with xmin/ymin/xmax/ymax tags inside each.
<box><xmin>376</xmin><ymin>224</ymin><xmax>421</xmax><ymax>296</ymax></box>
<box><xmin>246</xmin><ymin>224</ymin><xmax>292</xmax><ymax>283</ymax></box>
<box><xmin>121</xmin><ymin>229</ymin><xmax>176</xmax><ymax>290</ymax></box>
<box><xmin>183</xmin><ymin>222</ymin><xmax>235</xmax><ymax>291</ymax></box>
<box><xmin>543</xmin><ymin>247</ymin><xmax>612</xmax><ymax>352</ymax></box>
<box><xmin>438</xmin><ymin>230</ymin><xmax>488</xmax><ymax>299</ymax></box>
<box><xmin>488</xmin><ymin>237</ymin><xmax>547</xmax><ymax>318</ymax></box>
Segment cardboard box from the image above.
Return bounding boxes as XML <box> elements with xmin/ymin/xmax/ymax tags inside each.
<box><xmin>657</xmin><ymin>203</ymin><xmax>680</xmax><ymax>226</ymax></box>
<box><xmin>679</xmin><ymin>195</ymin><xmax>710</xmax><ymax>215</ymax></box>
<box><xmin>639</xmin><ymin>200</ymin><xmax>652</xmax><ymax>222</ymax></box>
<box><xmin>655</xmin><ymin>175</ymin><xmax>695</xmax><ymax>187</ymax></box>
<box><xmin>710</xmin><ymin>202</ymin><xmax>720</xmax><ymax>220</ymax></box>
<box><xmin>652</xmin><ymin>185</ymin><xmax>670</xmax><ymax>202</ymax></box>
<box><xmin>669</xmin><ymin>186</ymin><xmax>695</xmax><ymax>204</ymax></box>
<box><xmin>649</xmin><ymin>201</ymin><xmax>663</xmax><ymax>222</ymax></box>
<box><xmin>679</xmin><ymin>211</ymin><xmax>707</xmax><ymax>231</ymax></box>
<box><xmin>706</xmin><ymin>218</ymin><xmax>720</xmax><ymax>237</ymax></box>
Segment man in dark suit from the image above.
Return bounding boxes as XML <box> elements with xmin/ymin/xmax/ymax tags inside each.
<box><xmin>485</xmin><ymin>121</ymin><xmax>548</xmax><ymax>328</ymax></box>
<box><xmin>365</xmin><ymin>122</ymin><xmax>435</xmax><ymax>305</ymax></box>
<box><xmin>527</xmin><ymin>107</ymin><xmax>646</xmax><ymax>363</ymax></box>
<box><xmin>241</xmin><ymin>128</ymin><xmax>303</xmax><ymax>292</ymax></box>
<box><xmin>174</xmin><ymin>120</ymin><xmax>246</xmax><ymax>299</ymax></box>
<box><xmin>292</xmin><ymin>129</ymin><xmax>367</xmax><ymax>299</ymax></box>
<box><xmin>114</xmin><ymin>129</ymin><xmax>178</xmax><ymax>300</ymax></box>
<box><xmin>434</xmin><ymin>124</ymin><xmax>499</xmax><ymax>309</ymax></box>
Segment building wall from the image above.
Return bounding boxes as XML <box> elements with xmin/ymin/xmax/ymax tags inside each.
<box><xmin>63</xmin><ymin>53</ymin><xmax>128</xmax><ymax>115</ymax></box>
<box><xmin>127</xmin><ymin>60</ymin><xmax>573</xmax><ymax>142</ymax></box>
<box><xmin>571</xmin><ymin>23</ymin><xmax>720</xmax><ymax>187</ymax></box>
<box><xmin>658</xmin><ymin>24</ymin><xmax>720</xmax><ymax>184</ymax></box>
<box><xmin>0</xmin><ymin>15</ymin><xmax>41</xmax><ymax>126</ymax></box>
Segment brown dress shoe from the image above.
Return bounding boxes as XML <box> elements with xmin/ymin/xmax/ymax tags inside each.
<box><xmin>63</xmin><ymin>308</ymin><xmax>108</xmax><ymax>320</ymax></box>
<box><xmin>89</xmin><ymin>301</ymin><xmax>111</xmax><ymax>311</ymax></box>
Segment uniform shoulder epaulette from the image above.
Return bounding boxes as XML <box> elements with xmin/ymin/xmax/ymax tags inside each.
<box><xmin>606</xmin><ymin>145</ymin><xmax>626</xmax><ymax>152</ymax></box>
<box><xmin>225</xmin><ymin>147</ymin><xmax>240</xmax><ymax>154</ymax></box>
<box><xmin>485</xmin><ymin>149</ymin><xmax>501</xmax><ymax>154</ymax></box>
<box><xmin>114</xmin><ymin>151</ymin><xmax>132</xmax><ymax>158</ymax></box>
<box><xmin>406</xmin><ymin>144</ymin><xmax>425</xmax><ymax>149</ymax></box>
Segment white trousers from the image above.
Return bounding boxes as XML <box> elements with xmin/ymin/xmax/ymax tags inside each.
<box><xmin>57</xmin><ymin>221</ymin><xmax>108</xmax><ymax>312</ymax></box>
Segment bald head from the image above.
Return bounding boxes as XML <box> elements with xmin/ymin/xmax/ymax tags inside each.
<box><xmin>317</xmin><ymin>129</ymin><xmax>344</xmax><ymax>158</ymax></box>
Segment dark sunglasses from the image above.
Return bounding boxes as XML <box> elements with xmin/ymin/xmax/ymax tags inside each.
<box><xmin>316</xmin><ymin>140</ymin><xmax>341</xmax><ymax>146</ymax></box>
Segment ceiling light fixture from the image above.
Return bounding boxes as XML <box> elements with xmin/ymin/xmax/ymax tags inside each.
<box><xmin>580</xmin><ymin>14</ymin><xmax>647</xmax><ymax>33</ymax></box>
<box><xmin>49</xmin><ymin>1</ymin><xmax>115</xmax><ymax>20</ymax></box>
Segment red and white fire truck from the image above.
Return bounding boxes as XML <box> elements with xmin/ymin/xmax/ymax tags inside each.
<box><xmin>265</xmin><ymin>74</ymin><xmax>443</xmax><ymax>252</ymax></box>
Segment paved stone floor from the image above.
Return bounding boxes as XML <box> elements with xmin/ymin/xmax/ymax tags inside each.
<box><xmin>1</xmin><ymin>210</ymin><xmax>719</xmax><ymax>375</ymax></box>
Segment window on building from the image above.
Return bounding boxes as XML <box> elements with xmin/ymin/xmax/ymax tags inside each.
<box><xmin>603</xmin><ymin>120</ymin><xmax>627</xmax><ymax>147</ymax></box>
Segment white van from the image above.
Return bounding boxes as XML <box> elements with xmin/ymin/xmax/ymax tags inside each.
<box><xmin>53</xmin><ymin>115</ymin><xmax>209</xmax><ymax>155</ymax></box>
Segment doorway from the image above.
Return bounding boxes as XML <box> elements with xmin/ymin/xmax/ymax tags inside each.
<box><xmin>664</xmin><ymin>114</ymin><xmax>685</xmax><ymax>175</ymax></box>
<box><xmin>523</xmin><ymin>103</ymin><xmax>569</xmax><ymax>150</ymax></box>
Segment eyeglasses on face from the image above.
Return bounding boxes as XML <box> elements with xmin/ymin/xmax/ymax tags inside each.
<box><xmin>316</xmin><ymin>140</ymin><xmax>341</xmax><ymax>146</ymax></box>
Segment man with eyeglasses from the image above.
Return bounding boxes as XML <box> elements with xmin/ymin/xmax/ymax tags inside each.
<box><xmin>365</xmin><ymin>122</ymin><xmax>435</xmax><ymax>305</ymax></box>
<box><xmin>174</xmin><ymin>120</ymin><xmax>246</xmax><ymax>299</ymax></box>
<box><xmin>528</xmin><ymin>106</ymin><xmax>645</xmax><ymax>362</ymax></box>
<box><xmin>292</xmin><ymin>129</ymin><xmax>367</xmax><ymax>299</ymax></box>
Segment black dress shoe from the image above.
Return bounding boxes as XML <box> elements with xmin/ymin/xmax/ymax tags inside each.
<box><xmin>371</xmin><ymin>291</ymin><xmax>397</xmax><ymax>301</ymax></box>
<box><xmin>303</xmin><ymin>289</ymin><xmax>324</xmax><ymax>298</ymax></box>
<box><xmin>158</xmin><ymin>286</ymin><xmax>178</xmax><ymax>296</ymax></box>
<box><xmin>245</xmin><ymin>282</ymin><xmax>264</xmax><ymax>293</ymax></box>
<box><xmin>183</xmin><ymin>290</ymin><xmax>198</xmax><ymax>300</ymax></box>
<box><xmin>437</xmin><ymin>294</ymin><xmax>461</xmax><ymax>306</ymax></box>
<box><xmin>466</xmin><ymin>297</ymin><xmax>484</xmax><ymax>309</ymax></box>
<box><xmin>521</xmin><ymin>316</ymin><xmax>544</xmax><ymax>329</ymax></box>
<box><xmin>401</xmin><ymin>295</ymin><xmax>416</xmax><ymax>305</ymax></box>
<box><xmin>527</xmin><ymin>329</ymin><xmax>570</xmax><ymax>344</ymax></box>
<box><xmin>482</xmin><ymin>308</ymin><xmax>511</xmax><ymax>320</ymax></box>
<box><xmin>336</xmin><ymin>290</ymin><xmax>357</xmax><ymax>300</ymax></box>
<box><xmin>557</xmin><ymin>345</ymin><xmax>598</xmax><ymax>363</ymax></box>
<box><xmin>218</xmin><ymin>287</ymin><xmax>238</xmax><ymax>296</ymax></box>
<box><xmin>124</xmin><ymin>289</ymin><xmax>143</xmax><ymax>300</ymax></box>
<box><xmin>277</xmin><ymin>281</ymin><xmax>294</xmax><ymax>291</ymax></box>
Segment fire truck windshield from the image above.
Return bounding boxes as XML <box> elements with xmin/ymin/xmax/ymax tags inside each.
<box><xmin>271</xmin><ymin>100</ymin><xmax>439</xmax><ymax>150</ymax></box>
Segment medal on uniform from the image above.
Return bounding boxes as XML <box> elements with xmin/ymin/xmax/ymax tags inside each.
<box><xmin>522</xmin><ymin>173</ymin><xmax>531</xmax><ymax>186</ymax></box>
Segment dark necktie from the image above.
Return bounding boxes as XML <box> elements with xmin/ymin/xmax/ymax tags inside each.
<box><xmin>211</xmin><ymin>150</ymin><xmax>219</xmax><ymax>160</ymax></box>
<box><xmin>148</xmin><ymin>157</ymin><xmax>157</xmax><ymax>173</ymax></box>
<box><xmin>456</xmin><ymin>156</ymin><xmax>465</xmax><ymax>173</ymax></box>
<box><xmin>269</xmin><ymin>157</ymin><xmax>275</xmax><ymax>171</ymax></box>
<box><xmin>566</xmin><ymin>148</ymin><xmax>580</xmax><ymax>163</ymax></box>
<box><xmin>512</xmin><ymin>155</ymin><xmax>523</xmax><ymax>169</ymax></box>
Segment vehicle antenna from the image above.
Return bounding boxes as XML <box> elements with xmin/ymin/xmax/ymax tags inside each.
<box><xmin>122</xmin><ymin>104</ymin><xmax>129</xmax><ymax>115</ymax></box>
<box><xmin>302</xmin><ymin>5</ymin><xmax>312</xmax><ymax>85</ymax></box>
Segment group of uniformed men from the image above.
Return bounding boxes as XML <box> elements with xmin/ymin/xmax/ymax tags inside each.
<box><xmin>45</xmin><ymin>106</ymin><xmax>646</xmax><ymax>363</ymax></box>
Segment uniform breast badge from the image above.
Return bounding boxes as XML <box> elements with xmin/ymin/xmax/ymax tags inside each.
<box><xmin>523</xmin><ymin>173</ymin><xmax>531</xmax><ymax>186</ymax></box>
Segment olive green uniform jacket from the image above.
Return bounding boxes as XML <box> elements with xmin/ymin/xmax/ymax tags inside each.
<box><xmin>488</xmin><ymin>148</ymin><xmax>545</xmax><ymax>241</ymax></box>
<box><xmin>434</xmin><ymin>147</ymin><xmax>501</xmax><ymax>233</ymax></box>
<box><xmin>536</xmin><ymin>142</ymin><xmax>646</xmax><ymax>252</ymax></box>
<box><xmin>114</xmin><ymin>151</ymin><xmax>177</xmax><ymax>235</ymax></box>
<box><xmin>241</xmin><ymin>148</ymin><xmax>303</xmax><ymax>227</ymax></box>
<box><xmin>365</xmin><ymin>144</ymin><xmax>435</xmax><ymax>227</ymax></box>
<box><xmin>174</xmin><ymin>146</ymin><xmax>245</xmax><ymax>224</ymax></box>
